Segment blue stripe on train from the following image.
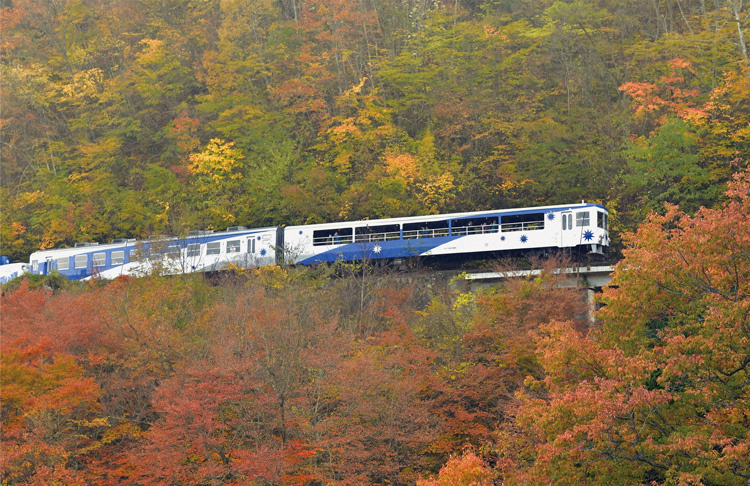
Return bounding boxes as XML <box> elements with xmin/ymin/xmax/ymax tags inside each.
<box><xmin>295</xmin><ymin>236</ymin><xmax>458</xmax><ymax>265</ymax></box>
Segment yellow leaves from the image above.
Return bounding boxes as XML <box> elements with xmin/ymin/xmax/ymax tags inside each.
<box><xmin>483</xmin><ymin>25</ymin><xmax>509</xmax><ymax>41</ymax></box>
<box><xmin>338</xmin><ymin>201</ymin><xmax>353</xmax><ymax>219</ymax></box>
<box><xmin>497</xmin><ymin>178</ymin><xmax>534</xmax><ymax>191</ymax></box>
<box><xmin>332</xmin><ymin>149</ymin><xmax>354</xmax><ymax>173</ymax></box>
<box><xmin>381</xmin><ymin>145</ymin><xmax>457</xmax><ymax>213</ymax></box>
<box><xmin>154</xmin><ymin>200</ymin><xmax>170</xmax><ymax>228</ymax></box>
<box><xmin>452</xmin><ymin>291</ymin><xmax>476</xmax><ymax>311</ymax></box>
<box><xmin>254</xmin><ymin>265</ymin><xmax>290</xmax><ymax>290</ymax></box>
<box><xmin>14</xmin><ymin>190</ymin><xmax>45</xmax><ymax>207</ymax></box>
<box><xmin>100</xmin><ymin>421</ymin><xmax>144</xmax><ymax>443</ymax></box>
<box><xmin>136</xmin><ymin>38</ymin><xmax>166</xmax><ymax>66</ymax></box>
<box><xmin>385</xmin><ymin>153</ymin><xmax>418</xmax><ymax>183</ymax></box>
<box><xmin>188</xmin><ymin>138</ymin><xmax>244</xmax><ymax>186</ymax></box>
<box><xmin>417</xmin><ymin>172</ymin><xmax>456</xmax><ymax>214</ymax></box>
<box><xmin>60</xmin><ymin>68</ymin><xmax>103</xmax><ymax>103</ymax></box>
<box><xmin>78</xmin><ymin>136</ymin><xmax>123</xmax><ymax>173</ymax></box>
<box><xmin>69</xmin><ymin>416</ymin><xmax>110</xmax><ymax>428</ymax></box>
<box><xmin>343</xmin><ymin>76</ymin><xmax>367</xmax><ymax>97</ymax></box>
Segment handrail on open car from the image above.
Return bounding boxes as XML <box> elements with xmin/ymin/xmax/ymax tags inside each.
<box><xmin>354</xmin><ymin>231</ymin><xmax>400</xmax><ymax>243</ymax></box>
<box><xmin>500</xmin><ymin>221</ymin><xmax>544</xmax><ymax>232</ymax></box>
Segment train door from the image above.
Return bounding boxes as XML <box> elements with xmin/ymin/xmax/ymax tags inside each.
<box><xmin>560</xmin><ymin>211</ymin><xmax>576</xmax><ymax>248</ymax></box>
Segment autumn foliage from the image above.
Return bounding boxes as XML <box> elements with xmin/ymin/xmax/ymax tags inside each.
<box><xmin>2</xmin><ymin>169</ymin><xmax>750</xmax><ymax>484</ymax></box>
<box><xmin>498</xmin><ymin>170</ymin><xmax>750</xmax><ymax>485</ymax></box>
<box><xmin>3</xmin><ymin>0</ymin><xmax>750</xmax><ymax>260</ymax></box>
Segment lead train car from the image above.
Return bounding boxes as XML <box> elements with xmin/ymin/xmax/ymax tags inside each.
<box><xmin>284</xmin><ymin>202</ymin><xmax>608</xmax><ymax>265</ymax></box>
<box><xmin>24</xmin><ymin>203</ymin><xmax>608</xmax><ymax>281</ymax></box>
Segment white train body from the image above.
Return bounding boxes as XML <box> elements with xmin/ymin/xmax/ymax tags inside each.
<box><xmin>20</xmin><ymin>203</ymin><xmax>608</xmax><ymax>281</ymax></box>
<box><xmin>26</xmin><ymin>227</ymin><xmax>279</xmax><ymax>281</ymax></box>
<box><xmin>284</xmin><ymin>203</ymin><xmax>608</xmax><ymax>265</ymax></box>
<box><xmin>0</xmin><ymin>263</ymin><xmax>29</xmax><ymax>284</ymax></box>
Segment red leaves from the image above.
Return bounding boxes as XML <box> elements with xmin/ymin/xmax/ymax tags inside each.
<box><xmin>317</xmin><ymin>326</ymin><xmax>442</xmax><ymax>484</ymax></box>
<box><xmin>500</xmin><ymin>169</ymin><xmax>750</xmax><ymax>484</ymax></box>
<box><xmin>1</xmin><ymin>341</ymin><xmax>104</xmax><ymax>485</ymax></box>
<box><xmin>128</xmin><ymin>365</ymin><xmax>285</xmax><ymax>486</ymax></box>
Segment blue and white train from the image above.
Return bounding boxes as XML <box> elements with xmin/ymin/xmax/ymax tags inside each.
<box><xmin>2</xmin><ymin>202</ymin><xmax>609</xmax><ymax>283</ymax></box>
<box><xmin>0</xmin><ymin>256</ymin><xmax>27</xmax><ymax>285</ymax></box>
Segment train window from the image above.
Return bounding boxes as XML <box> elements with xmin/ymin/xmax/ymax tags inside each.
<box><xmin>93</xmin><ymin>253</ymin><xmax>106</xmax><ymax>267</ymax></box>
<box><xmin>166</xmin><ymin>245</ymin><xmax>181</xmax><ymax>258</ymax></box>
<box><xmin>500</xmin><ymin>213</ymin><xmax>544</xmax><ymax>232</ymax></box>
<box><xmin>227</xmin><ymin>240</ymin><xmax>241</xmax><ymax>253</ymax></box>
<box><xmin>313</xmin><ymin>228</ymin><xmax>353</xmax><ymax>246</ymax></box>
<box><xmin>452</xmin><ymin>219</ymin><xmax>474</xmax><ymax>235</ymax></box>
<box><xmin>404</xmin><ymin>220</ymin><xmax>449</xmax><ymax>239</ymax></box>
<box><xmin>75</xmin><ymin>254</ymin><xmax>87</xmax><ymax>269</ymax></box>
<box><xmin>111</xmin><ymin>251</ymin><xmax>125</xmax><ymax>265</ymax></box>
<box><xmin>247</xmin><ymin>238</ymin><xmax>255</xmax><ymax>254</ymax></box>
<box><xmin>576</xmin><ymin>212</ymin><xmax>590</xmax><ymax>227</ymax></box>
<box><xmin>57</xmin><ymin>257</ymin><xmax>70</xmax><ymax>271</ymax></box>
<box><xmin>597</xmin><ymin>212</ymin><xmax>608</xmax><ymax>230</ymax></box>
<box><xmin>206</xmin><ymin>242</ymin><xmax>221</xmax><ymax>255</ymax></box>
<box><xmin>187</xmin><ymin>244</ymin><xmax>201</xmax><ymax>257</ymax></box>
<box><xmin>355</xmin><ymin>224</ymin><xmax>400</xmax><ymax>242</ymax></box>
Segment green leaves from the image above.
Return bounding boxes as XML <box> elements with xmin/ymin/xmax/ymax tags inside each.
<box><xmin>623</xmin><ymin>117</ymin><xmax>712</xmax><ymax>215</ymax></box>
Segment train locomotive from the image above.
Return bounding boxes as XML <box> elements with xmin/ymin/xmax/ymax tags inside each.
<box><xmin>4</xmin><ymin>202</ymin><xmax>609</xmax><ymax>283</ymax></box>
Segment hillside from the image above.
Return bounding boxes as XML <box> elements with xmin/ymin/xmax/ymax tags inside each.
<box><xmin>1</xmin><ymin>1</ymin><xmax>750</xmax><ymax>483</ymax></box>
<box><xmin>2</xmin><ymin>0</ymin><xmax>749</xmax><ymax>261</ymax></box>
<box><xmin>1</xmin><ymin>170</ymin><xmax>749</xmax><ymax>484</ymax></box>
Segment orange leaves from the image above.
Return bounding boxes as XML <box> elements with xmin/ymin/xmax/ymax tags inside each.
<box><xmin>418</xmin><ymin>448</ymin><xmax>498</xmax><ymax>486</ymax></box>
<box><xmin>500</xmin><ymin>169</ymin><xmax>750</xmax><ymax>485</ymax></box>
<box><xmin>1</xmin><ymin>341</ymin><xmax>104</xmax><ymax>486</ymax></box>
<box><xmin>619</xmin><ymin>58</ymin><xmax>709</xmax><ymax>126</ymax></box>
<box><xmin>619</xmin><ymin>81</ymin><xmax>660</xmax><ymax>100</ymax></box>
<box><xmin>385</xmin><ymin>152</ymin><xmax>419</xmax><ymax>183</ymax></box>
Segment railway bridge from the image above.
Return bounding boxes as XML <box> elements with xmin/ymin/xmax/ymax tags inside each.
<box><xmin>458</xmin><ymin>264</ymin><xmax>616</xmax><ymax>323</ymax></box>
<box><xmin>462</xmin><ymin>264</ymin><xmax>615</xmax><ymax>291</ymax></box>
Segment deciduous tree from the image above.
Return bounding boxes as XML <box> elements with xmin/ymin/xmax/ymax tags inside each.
<box><xmin>500</xmin><ymin>170</ymin><xmax>750</xmax><ymax>485</ymax></box>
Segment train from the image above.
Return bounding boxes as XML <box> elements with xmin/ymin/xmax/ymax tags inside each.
<box><xmin>0</xmin><ymin>202</ymin><xmax>609</xmax><ymax>284</ymax></box>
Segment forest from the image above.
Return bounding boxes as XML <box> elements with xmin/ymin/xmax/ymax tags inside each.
<box><xmin>1</xmin><ymin>0</ymin><xmax>749</xmax><ymax>260</ymax></box>
<box><xmin>2</xmin><ymin>171</ymin><xmax>749</xmax><ymax>484</ymax></box>
<box><xmin>1</xmin><ymin>0</ymin><xmax>749</xmax><ymax>484</ymax></box>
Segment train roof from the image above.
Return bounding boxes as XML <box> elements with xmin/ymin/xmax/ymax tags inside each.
<box><xmin>28</xmin><ymin>226</ymin><xmax>280</xmax><ymax>258</ymax></box>
<box><xmin>285</xmin><ymin>202</ymin><xmax>606</xmax><ymax>231</ymax></box>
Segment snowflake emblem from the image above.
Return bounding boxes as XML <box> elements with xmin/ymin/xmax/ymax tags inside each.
<box><xmin>372</xmin><ymin>244</ymin><xmax>382</xmax><ymax>254</ymax></box>
<box><xmin>260</xmin><ymin>249</ymin><xmax>267</xmax><ymax>256</ymax></box>
<box><xmin>520</xmin><ymin>235</ymin><xmax>528</xmax><ymax>244</ymax></box>
<box><xmin>547</xmin><ymin>212</ymin><xmax>555</xmax><ymax>220</ymax></box>
<box><xmin>583</xmin><ymin>230</ymin><xmax>594</xmax><ymax>241</ymax></box>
